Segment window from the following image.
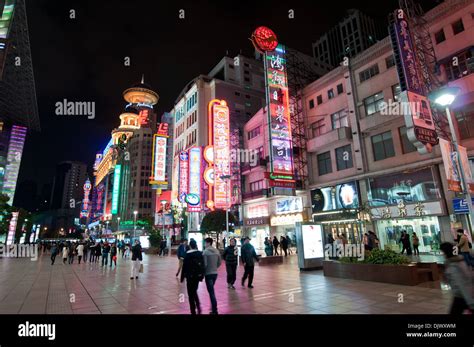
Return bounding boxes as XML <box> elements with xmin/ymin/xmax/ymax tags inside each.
<box><xmin>434</xmin><ymin>29</ymin><xmax>446</xmax><ymax>44</ymax></box>
<box><xmin>244</xmin><ymin>77</ymin><xmax>250</xmax><ymax>82</ymax></box>
<box><xmin>235</xmin><ymin>92</ymin><xmax>241</xmax><ymax>96</ymax></box>
<box><xmin>443</xmin><ymin>50</ymin><xmax>473</xmax><ymax>81</ymax></box>
<box><xmin>399</xmin><ymin>126</ymin><xmax>416</xmax><ymax>153</ymax></box>
<box><xmin>317</xmin><ymin>151</ymin><xmax>332</xmax><ymax>175</ymax></box>
<box><xmin>371</xmin><ymin>131</ymin><xmax>395</xmax><ymax>161</ymax></box>
<box><xmin>328</xmin><ymin>89</ymin><xmax>335</xmax><ymax>99</ymax></box>
<box><xmin>337</xmin><ymin>83</ymin><xmax>344</xmax><ymax>95</ymax></box>
<box><xmin>364</xmin><ymin>92</ymin><xmax>384</xmax><ymax>116</ymax></box>
<box><xmin>311</xmin><ymin>119</ymin><xmax>325</xmax><ymax>137</ymax></box>
<box><xmin>245</xmin><ymin>95</ymin><xmax>250</xmax><ymax>99</ymax></box>
<box><xmin>392</xmin><ymin>84</ymin><xmax>401</xmax><ymax>101</ymax></box>
<box><xmin>359</xmin><ymin>64</ymin><xmax>379</xmax><ymax>82</ymax></box>
<box><xmin>331</xmin><ymin>110</ymin><xmax>348</xmax><ymax>129</ymax></box>
<box><xmin>317</xmin><ymin>95</ymin><xmax>323</xmax><ymax>105</ymax></box>
<box><xmin>309</xmin><ymin>99</ymin><xmax>315</xmax><ymax>109</ymax></box>
<box><xmin>452</xmin><ymin>19</ymin><xmax>464</xmax><ymax>35</ymax></box>
<box><xmin>228</xmin><ymin>64</ymin><xmax>234</xmax><ymax>69</ymax></box>
<box><xmin>456</xmin><ymin>108</ymin><xmax>474</xmax><ymax>140</ymax></box>
<box><xmin>385</xmin><ymin>55</ymin><xmax>395</xmax><ymax>69</ymax></box>
<box><xmin>250</xmin><ymin>180</ymin><xmax>264</xmax><ymax>191</ymax></box>
<box><xmin>248</xmin><ymin>126</ymin><xmax>261</xmax><ymax>139</ymax></box>
<box><xmin>336</xmin><ymin>145</ymin><xmax>353</xmax><ymax>170</ymax></box>
<box><xmin>244</xmin><ymin>70</ymin><xmax>250</xmax><ymax>75</ymax></box>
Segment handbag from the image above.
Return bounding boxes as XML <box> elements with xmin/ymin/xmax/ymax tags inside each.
<box><xmin>139</xmin><ymin>263</ymin><xmax>144</xmax><ymax>273</ymax></box>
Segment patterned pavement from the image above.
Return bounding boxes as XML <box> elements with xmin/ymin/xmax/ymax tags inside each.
<box><xmin>0</xmin><ymin>251</ymin><xmax>452</xmax><ymax>314</ymax></box>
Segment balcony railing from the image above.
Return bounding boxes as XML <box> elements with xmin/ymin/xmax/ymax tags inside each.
<box><xmin>241</xmin><ymin>157</ymin><xmax>267</xmax><ymax>174</ymax></box>
<box><xmin>242</xmin><ymin>189</ymin><xmax>268</xmax><ymax>200</ymax></box>
<box><xmin>307</xmin><ymin>126</ymin><xmax>352</xmax><ymax>152</ymax></box>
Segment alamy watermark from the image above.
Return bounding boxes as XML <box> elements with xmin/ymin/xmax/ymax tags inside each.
<box><xmin>55</xmin><ymin>99</ymin><xmax>95</xmax><ymax>119</ymax></box>
<box><xmin>324</xmin><ymin>243</ymin><xmax>365</xmax><ymax>260</ymax></box>
<box><xmin>0</xmin><ymin>244</ymin><xmax>39</xmax><ymax>261</ymax></box>
<box><xmin>230</xmin><ymin>148</ymin><xmax>259</xmax><ymax>167</ymax></box>
<box><xmin>380</xmin><ymin>99</ymin><xmax>421</xmax><ymax>116</ymax></box>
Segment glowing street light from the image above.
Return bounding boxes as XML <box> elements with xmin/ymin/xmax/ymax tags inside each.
<box><xmin>161</xmin><ymin>200</ymin><xmax>167</xmax><ymax>251</ymax></box>
<box><xmin>429</xmin><ymin>87</ymin><xmax>474</xmax><ymax>231</ymax></box>
<box><xmin>133</xmin><ymin>210</ymin><xmax>138</xmax><ymax>241</ymax></box>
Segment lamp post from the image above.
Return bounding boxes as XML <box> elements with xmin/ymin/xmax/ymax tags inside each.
<box><xmin>429</xmin><ymin>86</ymin><xmax>474</xmax><ymax>233</ymax></box>
<box><xmin>221</xmin><ymin>174</ymin><xmax>231</xmax><ymax>244</ymax></box>
<box><xmin>133</xmin><ymin>210</ymin><xmax>138</xmax><ymax>242</ymax></box>
<box><xmin>117</xmin><ymin>217</ymin><xmax>121</xmax><ymax>232</ymax></box>
<box><xmin>161</xmin><ymin>200</ymin><xmax>167</xmax><ymax>246</ymax></box>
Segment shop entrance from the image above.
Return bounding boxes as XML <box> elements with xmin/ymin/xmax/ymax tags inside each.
<box><xmin>323</xmin><ymin>222</ymin><xmax>362</xmax><ymax>244</ymax></box>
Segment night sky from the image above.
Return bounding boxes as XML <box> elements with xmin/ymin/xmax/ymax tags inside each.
<box><xmin>18</xmin><ymin>0</ymin><xmax>441</xmax><ymax>204</ymax></box>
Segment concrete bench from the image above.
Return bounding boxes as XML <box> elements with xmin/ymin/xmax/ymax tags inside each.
<box><xmin>258</xmin><ymin>255</ymin><xmax>283</xmax><ymax>265</ymax></box>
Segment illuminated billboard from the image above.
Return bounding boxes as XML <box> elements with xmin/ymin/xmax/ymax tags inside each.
<box><xmin>3</xmin><ymin>125</ymin><xmax>27</xmax><ymax>203</ymax></box>
<box><xmin>178</xmin><ymin>151</ymin><xmax>189</xmax><ymax>203</ymax></box>
<box><xmin>264</xmin><ymin>44</ymin><xmax>294</xmax><ymax>179</ymax></box>
<box><xmin>151</xmin><ymin>131</ymin><xmax>168</xmax><ymax>184</ymax></box>
<box><xmin>207</xmin><ymin>99</ymin><xmax>231</xmax><ymax>210</ymax></box>
<box><xmin>6</xmin><ymin>211</ymin><xmax>18</xmax><ymax>245</ymax></box>
<box><xmin>111</xmin><ymin>164</ymin><xmax>122</xmax><ymax>214</ymax></box>
<box><xmin>187</xmin><ymin>147</ymin><xmax>202</xmax><ymax>212</ymax></box>
<box><xmin>81</xmin><ymin>178</ymin><xmax>92</xmax><ymax>218</ymax></box>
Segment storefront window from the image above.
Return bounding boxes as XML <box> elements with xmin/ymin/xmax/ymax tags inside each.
<box><xmin>376</xmin><ymin>217</ymin><xmax>441</xmax><ymax>253</ymax></box>
<box><xmin>367</xmin><ymin>167</ymin><xmax>440</xmax><ymax>206</ymax></box>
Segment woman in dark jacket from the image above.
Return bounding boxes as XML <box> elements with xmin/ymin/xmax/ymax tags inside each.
<box><xmin>110</xmin><ymin>243</ymin><xmax>118</xmax><ymax>268</ymax></box>
<box><xmin>180</xmin><ymin>239</ymin><xmax>204</xmax><ymax>315</ymax></box>
<box><xmin>272</xmin><ymin>236</ymin><xmax>280</xmax><ymax>256</ymax></box>
<box><xmin>264</xmin><ymin>237</ymin><xmax>272</xmax><ymax>256</ymax></box>
<box><xmin>223</xmin><ymin>238</ymin><xmax>238</xmax><ymax>289</ymax></box>
<box><xmin>94</xmin><ymin>242</ymin><xmax>102</xmax><ymax>263</ymax></box>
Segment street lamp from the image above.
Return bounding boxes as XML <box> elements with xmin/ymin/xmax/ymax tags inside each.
<box><xmin>161</xmin><ymin>200</ymin><xmax>167</xmax><ymax>245</ymax></box>
<box><xmin>117</xmin><ymin>217</ymin><xmax>121</xmax><ymax>233</ymax></box>
<box><xmin>429</xmin><ymin>86</ymin><xmax>474</xmax><ymax>232</ymax></box>
<box><xmin>221</xmin><ymin>174</ymin><xmax>232</xmax><ymax>246</ymax></box>
<box><xmin>133</xmin><ymin>210</ymin><xmax>138</xmax><ymax>242</ymax></box>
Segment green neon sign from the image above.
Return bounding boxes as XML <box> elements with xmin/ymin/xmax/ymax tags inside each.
<box><xmin>111</xmin><ymin>164</ymin><xmax>121</xmax><ymax>214</ymax></box>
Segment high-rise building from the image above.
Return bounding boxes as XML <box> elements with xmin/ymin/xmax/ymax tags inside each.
<box><xmin>50</xmin><ymin>161</ymin><xmax>88</xmax><ymax>210</ymax></box>
<box><xmin>312</xmin><ymin>9</ymin><xmax>386</xmax><ymax>68</ymax></box>
<box><xmin>1</xmin><ymin>123</ymin><xmax>26</xmax><ymax>202</ymax></box>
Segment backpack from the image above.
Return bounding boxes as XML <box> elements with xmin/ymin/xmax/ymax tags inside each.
<box><xmin>188</xmin><ymin>252</ymin><xmax>205</xmax><ymax>281</ymax></box>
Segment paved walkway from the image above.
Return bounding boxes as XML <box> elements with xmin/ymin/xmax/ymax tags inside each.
<box><xmin>0</xmin><ymin>252</ymin><xmax>452</xmax><ymax>314</ymax></box>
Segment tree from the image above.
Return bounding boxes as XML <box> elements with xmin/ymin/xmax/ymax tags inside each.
<box><xmin>148</xmin><ymin>227</ymin><xmax>162</xmax><ymax>248</ymax></box>
<box><xmin>200</xmin><ymin>209</ymin><xmax>236</xmax><ymax>248</ymax></box>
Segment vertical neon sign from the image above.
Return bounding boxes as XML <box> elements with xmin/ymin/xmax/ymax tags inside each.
<box><xmin>6</xmin><ymin>211</ymin><xmax>18</xmax><ymax>245</ymax></box>
<box><xmin>81</xmin><ymin>178</ymin><xmax>92</xmax><ymax>218</ymax></box>
<box><xmin>207</xmin><ymin>99</ymin><xmax>230</xmax><ymax>210</ymax></box>
<box><xmin>187</xmin><ymin>147</ymin><xmax>202</xmax><ymax>212</ymax></box>
<box><xmin>178</xmin><ymin>151</ymin><xmax>189</xmax><ymax>203</ymax></box>
<box><xmin>111</xmin><ymin>164</ymin><xmax>121</xmax><ymax>214</ymax></box>
<box><xmin>265</xmin><ymin>44</ymin><xmax>294</xmax><ymax>179</ymax></box>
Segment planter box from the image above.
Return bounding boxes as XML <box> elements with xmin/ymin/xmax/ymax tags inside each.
<box><xmin>144</xmin><ymin>247</ymin><xmax>159</xmax><ymax>255</ymax></box>
<box><xmin>323</xmin><ymin>260</ymin><xmax>439</xmax><ymax>286</ymax></box>
<box><xmin>259</xmin><ymin>255</ymin><xmax>283</xmax><ymax>266</ymax></box>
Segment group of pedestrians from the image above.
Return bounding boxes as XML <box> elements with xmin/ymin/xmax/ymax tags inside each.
<box><xmin>179</xmin><ymin>236</ymin><xmax>259</xmax><ymax>314</ymax></box>
<box><xmin>264</xmin><ymin>235</ymin><xmax>293</xmax><ymax>256</ymax></box>
<box><xmin>49</xmin><ymin>239</ymin><xmax>132</xmax><ymax>268</ymax></box>
<box><xmin>397</xmin><ymin>231</ymin><xmax>420</xmax><ymax>256</ymax></box>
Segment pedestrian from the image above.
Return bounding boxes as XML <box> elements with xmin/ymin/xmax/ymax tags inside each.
<box><xmin>223</xmin><ymin>238</ymin><xmax>238</xmax><ymax>289</ymax></box>
<box><xmin>456</xmin><ymin>229</ymin><xmax>473</xmax><ymax>268</ymax></box>
<box><xmin>62</xmin><ymin>244</ymin><xmax>69</xmax><ymax>264</ymax></box>
<box><xmin>363</xmin><ymin>233</ymin><xmax>370</xmax><ymax>251</ymax></box>
<box><xmin>68</xmin><ymin>243</ymin><xmax>76</xmax><ymax>264</ymax></box>
<box><xmin>95</xmin><ymin>242</ymin><xmax>102</xmax><ymax>263</ymax></box>
<box><xmin>280</xmin><ymin>235</ymin><xmax>288</xmax><ymax>256</ymax></box>
<box><xmin>180</xmin><ymin>239</ymin><xmax>204</xmax><ymax>315</ymax></box>
<box><xmin>125</xmin><ymin>243</ymin><xmax>130</xmax><ymax>258</ymax></box>
<box><xmin>272</xmin><ymin>236</ymin><xmax>280</xmax><ymax>256</ymax></box>
<box><xmin>399</xmin><ymin>231</ymin><xmax>408</xmax><ymax>254</ymax></box>
<box><xmin>176</xmin><ymin>239</ymin><xmax>189</xmax><ymax>277</ymax></box>
<box><xmin>287</xmin><ymin>235</ymin><xmax>293</xmax><ymax>255</ymax></box>
<box><xmin>110</xmin><ymin>243</ymin><xmax>117</xmax><ymax>268</ymax></box>
<box><xmin>50</xmin><ymin>242</ymin><xmax>58</xmax><ymax>265</ymax></box>
<box><xmin>264</xmin><ymin>237</ymin><xmax>272</xmax><ymax>256</ymax></box>
<box><xmin>335</xmin><ymin>235</ymin><xmax>342</xmax><ymax>258</ymax></box>
<box><xmin>440</xmin><ymin>242</ymin><xmax>474</xmax><ymax>314</ymax></box>
<box><xmin>130</xmin><ymin>240</ymin><xmax>143</xmax><ymax>280</ymax></box>
<box><xmin>241</xmin><ymin>237</ymin><xmax>259</xmax><ymax>288</ymax></box>
<box><xmin>412</xmin><ymin>232</ymin><xmax>420</xmax><ymax>256</ymax></box>
<box><xmin>77</xmin><ymin>243</ymin><xmax>84</xmax><ymax>264</ymax></box>
<box><xmin>341</xmin><ymin>233</ymin><xmax>348</xmax><ymax>247</ymax></box>
<box><xmin>159</xmin><ymin>238</ymin><xmax>167</xmax><ymax>256</ymax></box>
<box><xmin>101</xmin><ymin>241</ymin><xmax>110</xmax><ymax>266</ymax></box>
<box><xmin>83</xmin><ymin>242</ymin><xmax>88</xmax><ymax>263</ymax></box>
<box><xmin>89</xmin><ymin>242</ymin><xmax>96</xmax><ymax>263</ymax></box>
<box><xmin>203</xmin><ymin>237</ymin><xmax>222</xmax><ymax>315</ymax></box>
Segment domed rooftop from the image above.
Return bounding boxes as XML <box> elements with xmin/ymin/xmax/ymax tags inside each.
<box><xmin>123</xmin><ymin>74</ymin><xmax>159</xmax><ymax>105</ymax></box>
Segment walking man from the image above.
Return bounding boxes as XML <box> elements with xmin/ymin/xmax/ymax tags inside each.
<box><xmin>50</xmin><ymin>243</ymin><xmax>58</xmax><ymax>265</ymax></box>
<box><xmin>272</xmin><ymin>236</ymin><xmax>280</xmax><ymax>256</ymax></box>
<box><xmin>176</xmin><ymin>239</ymin><xmax>189</xmax><ymax>277</ymax></box>
<box><xmin>77</xmin><ymin>243</ymin><xmax>84</xmax><ymax>264</ymax></box>
<box><xmin>130</xmin><ymin>240</ymin><xmax>142</xmax><ymax>280</ymax></box>
<box><xmin>101</xmin><ymin>242</ymin><xmax>110</xmax><ymax>266</ymax></box>
<box><xmin>223</xmin><ymin>238</ymin><xmax>238</xmax><ymax>289</ymax></box>
<box><xmin>203</xmin><ymin>237</ymin><xmax>222</xmax><ymax>315</ymax></box>
<box><xmin>241</xmin><ymin>237</ymin><xmax>259</xmax><ymax>288</ymax></box>
<box><xmin>181</xmin><ymin>239</ymin><xmax>204</xmax><ymax>315</ymax></box>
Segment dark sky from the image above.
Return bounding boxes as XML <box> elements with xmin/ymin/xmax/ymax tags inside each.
<box><xmin>18</xmin><ymin>0</ymin><xmax>441</xmax><ymax>199</ymax></box>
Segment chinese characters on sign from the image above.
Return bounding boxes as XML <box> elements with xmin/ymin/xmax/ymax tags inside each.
<box><xmin>178</xmin><ymin>151</ymin><xmax>189</xmax><ymax>203</ymax></box>
<box><xmin>111</xmin><ymin>165</ymin><xmax>122</xmax><ymax>214</ymax></box>
<box><xmin>265</xmin><ymin>44</ymin><xmax>294</xmax><ymax>179</ymax></box>
<box><xmin>207</xmin><ymin>100</ymin><xmax>231</xmax><ymax>210</ymax></box>
<box><xmin>81</xmin><ymin>178</ymin><xmax>92</xmax><ymax>218</ymax></box>
<box><xmin>151</xmin><ymin>134</ymin><xmax>167</xmax><ymax>183</ymax></box>
<box><xmin>187</xmin><ymin>147</ymin><xmax>202</xmax><ymax>212</ymax></box>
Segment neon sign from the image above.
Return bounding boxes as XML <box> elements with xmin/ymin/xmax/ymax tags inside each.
<box><xmin>81</xmin><ymin>178</ymin><xmax>92</xmax><ymax>218</ymax></box>
<box><xmin>207</xmin><ymin>99</ymin><xmax>231</xmax><ymax>210</ymax></box>
<box><xmin>138</xmin><ymin>109</ymin><xmax>149</xmax><ymax>126</ymax></box>
<box><xmin>251</xmin><ymin>26</ymin><xmax>278</xmax><ymax>53</ymax></box>
<box><xmin>188</xmin><ymin>147</ymin><xmax>202</xmax><ymax>211</ymax></box>
<box><xmin>178</xmin><ymin>151</ymin><xmax>189</xmax><ymax>203</ymax></box>
<box><xmin>265</xmin><ymin>44</ymin><xmax>294</xmax><ymax>179</ymax></box>
<box><xmin>6</xmin><ymin>211</ymin><xmax>18</xmax><ymax>245</ymax></box>
<box><xmin>111</xmin><ymin>164</ymin><xmax>122</xmax><ymax>214</ymax></box>
<box><xmin>151</xmin><ymin>133</ymin><xmax>167</xmax><ymax>183</ymax></box>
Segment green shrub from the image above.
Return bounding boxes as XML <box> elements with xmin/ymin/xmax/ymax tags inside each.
<box><xmin>364</xmin><ymin>249</ymin><xmax>410</xmax><ymax>265</ymax></box>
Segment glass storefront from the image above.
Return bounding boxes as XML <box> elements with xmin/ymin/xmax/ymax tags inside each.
<box><xmin>376</xmin><ymin>216</ymin><xmax>442</xmax><ymax>253</ymax></box>
<box><xmin>248</xmin><ymin>226</ymin><xmax>269</xmax><ymax>255</ymax></box>
<box><xmin>322</xmin><ymin>222</ymin><xmax>363</xmax><ymax>244</ymax></box>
